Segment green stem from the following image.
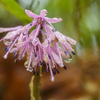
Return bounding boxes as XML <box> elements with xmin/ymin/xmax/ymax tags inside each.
<box><xmin>29</xmin><ymin>67</ymin><xmax>42</xmax><ymax>100</ymax></box>
<box><xmin>33</xmin><ymin>71</ymin><xmax>41</xmax><ymax>100</ymax></box>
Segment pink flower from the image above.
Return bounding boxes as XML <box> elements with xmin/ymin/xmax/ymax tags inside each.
<box><xmin>0</xmin><ymin>9</ymin><xmax>76</xmax><ymax>81</ymax></box>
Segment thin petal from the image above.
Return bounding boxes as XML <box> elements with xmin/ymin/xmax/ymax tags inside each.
<box><xmin>64</xmin><ymin>42</ymin><xmax>74</xmax><ymax>52</ymax></box>
<box><xmin>44</xmin><ymin>25</ymin><xmax>55</xmax><ymax>40</ymax></box>
<box><xmin>10</xmin><ymin>48</ymin><xmax>17</xmax><ymax>53</ymax></box>
<box><xmin>45</xmin><ymin>17</ymin><xmax>62</xmax><ymax>23</ymax></box>
<box><xmin>54</xmin><ymin>31</ymin><xmax>66</xmax><ymax>43</ymax></box>
<box><xmin>25</xmin><ymin>9</ymin><xmax>39</xmax><ymax>19</ymax></box>
<box><xmin>51</xmin><ymin>50</ymin><xmax>63</xmax><ymax>67</ymax></box>
<box><xmin>0</xmin><ymin>26</ymin><xmax>22</xmax><ymax>33</ymax></box>
<box><xmin>15</xmin><ymin>40</ymin><xmax>28</xmax><ymax>47</ymax></box>
<box><xmin>65</xmin><ymin>36</ymin><xmax>77</xmax><ymax>45</ymax></box>
<box><xmin>40</xmin><ymin>9</ymin><xmax>47</xmax><ymax>17</ymax></box>
<box><xmin>32</xmin><ymin>56</ymin><xmax>39</xmax><ymax>67</ymax></box>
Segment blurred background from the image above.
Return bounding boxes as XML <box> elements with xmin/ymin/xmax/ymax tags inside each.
<box><xmin>0</xmin><ymin>0</ymin><xmax>100</xmax><ymax>100</ymax></box>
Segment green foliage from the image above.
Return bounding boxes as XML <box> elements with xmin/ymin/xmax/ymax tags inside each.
<box><xmin>0</xmin><ymin>0</ymin><xmax>32</xmax><ymax>24</ymax></box>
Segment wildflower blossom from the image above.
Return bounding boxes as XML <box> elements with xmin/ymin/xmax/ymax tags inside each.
<box><xmin>0</xmin><ymin>9</ymin><xmax>76</xmax><ymax>81</ymax></box>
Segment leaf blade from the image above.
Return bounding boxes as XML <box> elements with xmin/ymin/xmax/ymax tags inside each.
<box><xmin>0</xmin><ymin>0</ymin><xmax>32</xmax><ymax>24</ymax></box>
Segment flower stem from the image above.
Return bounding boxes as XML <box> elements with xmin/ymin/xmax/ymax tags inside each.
<box><xmin>33</xmin><ymin>71</ymin><xmax>41</xmax><ymax>100</ymax></box>
<box><xmin>29</xmin><ymin>66</ymin><xmax>42</xmax><ymax>100</ymax></box>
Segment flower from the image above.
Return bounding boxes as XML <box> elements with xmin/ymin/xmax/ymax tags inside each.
<box><xmin>0</xmin><ymin>9</ymin><xmax>76</xmax><ymax>81</ymax></box>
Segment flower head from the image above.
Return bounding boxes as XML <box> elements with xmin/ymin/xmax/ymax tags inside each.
<box><xmin>0</xmin><ymin>9</ymin><xmax>76</xmax><ymax>81</ymax></box>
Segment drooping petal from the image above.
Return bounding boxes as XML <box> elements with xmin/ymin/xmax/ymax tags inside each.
<box><xmin>10</xmin><ymin>48</ymin><xmax>17</xmax><ymax>53</ymax></box>
<box><xmin>59</xmin><ymin>47</ymin><xmax>71</xmax><ymax>59</ymax></box>
<box><xmin>27</xmin><ymin>46</ymin><xmax>33</xmax><ymax>71</ymax></box>
<box><xmin>65</xmin><ymin>36</ymin><xmax>77</xmax><ymax>45</ymax></box>
<box><xmin>54</xmin><ymin>31</ymin><xmax>66</xmax><ymax>43</ymax></box>
<box><xmin>3</xmin><ymin>36</ymin><xmax>19</xmax><ymax>59</ymax></box>
<box><xmin>44</xmin><ymin>25</ymin><xmax>55</xmax><ymax>40</ymax></box>
<box><xmin>15</xmin><ymin>40</ymin><xmax>29</xmax><ymax>47</ymax></box>
<box><xmin>64</xmin><ymin>42</ymin><xmax>74</xmax><ymax>52</ymax></box>
<box><xmin>0</xmin><ymin>26</ymin><xmax>22</xmax><ymax>33</ymax></box>
<box><xmin>51</xmin><ymin>50</ymin><xmax>63</xmax><ymax>67</ymax></box>
<box><xmin>49</xmin><ymin>62</ymin><xmax>54</xmax><ymax>82</ymax></box>
<box><xmin>32</xmin><ymin>55</ymin><xmax>39</xmax><ymax>68</ymax></box>
<box><xmin>18</xmin><ymin>33</ymin><xmax>24</xmax><ymax>42</ymax></box>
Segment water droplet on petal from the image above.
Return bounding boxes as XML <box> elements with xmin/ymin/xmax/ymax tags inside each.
<box><xmin>24</xmin><ymin>61</ymin><xmax>29</xmax><ymax>68</ymax></box>
<box><xmin>25</xmin><ymin>61</ymin><xmax>33</xmax><ymax>72</ymax></box>
<box><xmin>64</xmin><ymin>58</ymin><xmax>72</xmax><ymax>63</ymax></box>
<box><xmin>26</xmin><ymin>68</ymin><xmax>33</xmax><ymax>72</ymax></box>
<box><xmin>3</xmin><ymin>39</ymin><xmax>11</xmax><ymax>45</ymax></box>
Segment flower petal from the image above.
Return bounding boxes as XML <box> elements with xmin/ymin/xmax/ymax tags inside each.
<box><xmin>44</xmin><ymin>25</ymin><xmax>55</xmax><ymax>40</ymax></box>
<box><xmin>40</xmin><ymin>9</ymin><xmax>47</xmax><ymax>17</ymax></box>
<box><xmin>54</xmin><ymin>31</ymin><xmax>66</xmax><ymax>43</ymax></box>
<box><xmin>51</xmin><ymin>50</ymin><xmax>63</xmax><ymax>67</ymax></box>
<box><xmin>45</xmin><ymin>17</ymin><xmax>62</xmax><ymax>23</ymax></box>
<box><xmin>4</xmin><ymin>31</ymin><xmax>17</xmax><ymax>40</ymax></box>
<box><xmin>0</xmin><ymin>26</ymin><xmax>22</xmax><ymax>33</ymax></box>
<box><xmin>65</xmin><ymin>36</ymin><xmax>76</xmax><ymax>45</ymax></box>
<box><xmin>25</xmin><ymin>9</ymin><xmax>39</xmax><ymax>19</ymax></box>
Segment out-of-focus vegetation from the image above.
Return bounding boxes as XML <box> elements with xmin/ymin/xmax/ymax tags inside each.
<box><xmin>0</xmin><ymin>0</ymin><xmax>100</xmax><ymax>100</ymax></box>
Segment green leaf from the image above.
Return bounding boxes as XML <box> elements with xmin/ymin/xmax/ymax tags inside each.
<box><xmin>0</xmin><ymin>0</ymin><xmax>32</xmax><ymax>24</ymax></box>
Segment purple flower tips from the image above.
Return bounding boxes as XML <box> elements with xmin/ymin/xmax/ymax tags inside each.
<box><xmin>69</xmin><ymin>54</ymin><xmax>72</xmax><ymax>58</ymax></box>
<box><xmin>39</xmin><ymin>61</ymin><xmax>43</xmax><ymax>66</ymax></box>
<box><xmin>33</xmin><ymin>70</ymin><xmax>35</xmax><ymax>75</ymax></box>
<box><xmin>34</xmin><ymin>52</ymin><xmax>37</xmax><ymax>57</ymax></box>
<box><xmin>52</xmin><ymin>28</ymin><xmax>57</xmax><ymax>32</ymax></box>
<box><xmin>14</xmin><ymin>59</ymin><xmax>18</xmax><ymax>63</ymax></box>
<box><xmin>53</xmin><ymin>69</ymin><xmax>56</xmax><ymax>75</ymax></box>
<box><xmin>30</xmin><ymin>23</ymin><xmax>32</xmax><ymax>26</ymax></box>
<box><xmin>56</xmin><ymin>69</ymin><xmax>60</xmax><ymax>74</ymax></box>
<box><xmin>65</xmin><ymin>51</ymin><xmax>69</xmax><ymax>55</ymax></box>
<box><xmin>13</xmin><ymin>50</ymin><xmax>16</xmax><ymax>55</ymax></box>
<box><xmin>4</xmin><ymin>46</ymin><xmax>9</xmax><ymax>52</ymax></box>
<box><xmin>71</xmin><ymin>51</ymin><xmax>75</xmax><ymax>55</ymax></box>
<box><xmin>48</xmin><ymin>54</ymin><xmax>51</xmax><ymax>59</ymax></box>
<box><xmin>14</xmin><ymin>54</ymin><xmax>17</xmax><ymax>59</ymax></box>
<box><xmin>63</xmin><ymin>65</ymin><xmax>67</xmax><ymax>70</ymax></box>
